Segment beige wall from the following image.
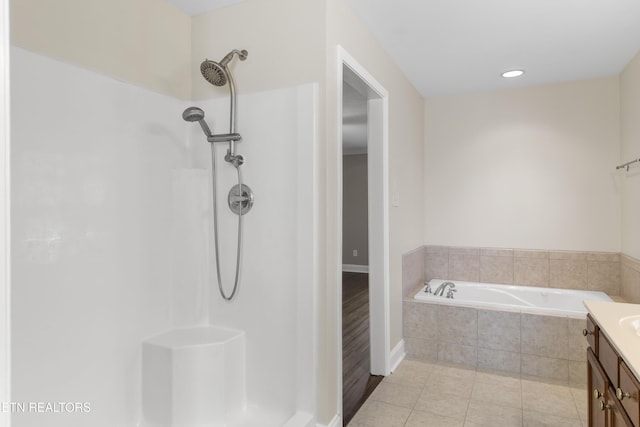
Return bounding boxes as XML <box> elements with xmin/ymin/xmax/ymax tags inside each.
<box><xmin>11</xmin><ymin>0</ymin><xmax>192</xmax><ymax>99</ymax></box>
<box><xmin>621</xmin><ymin>51</ymin><xmax>640</xmax><ymax>260</ymax></box>
<box><xmin>190</xmin><ymin>0</ymin><xmax>325</xmax><ymax>100</ymax></box>
<box><xmin>342</xmin><ymin>154</ymin><xmax>368</xmax><ymax>266</ymax></box>
<box><xmin>425</xmin><ymin>77</ymin><xmax>621</xmax><ymax>253</ymax></box>
<box><xmin>324</xmin><ymin>0</ymin><xmax>425</xmax><ymax>422</ymax></box>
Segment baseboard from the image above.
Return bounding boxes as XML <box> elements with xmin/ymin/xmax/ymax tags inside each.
<box><xmin>317</xmin><ymin>414</ymin><xmax>341</xmax><ymax>427</ymax></box>
<box><xmin>389</xmin><ymin>339</ymin><xmax>406</xmax><ymax>373</ymax></box>
<box><xmin>342</xmin><ymin>264</ymin><xmax>369</xmax><ymax>273</ymax></box>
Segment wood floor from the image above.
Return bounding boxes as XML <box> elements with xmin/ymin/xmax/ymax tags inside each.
<box><xmin>342</xmin><ymin>272</ymin><xmax>383</xmax><ymax>426</ymax></box>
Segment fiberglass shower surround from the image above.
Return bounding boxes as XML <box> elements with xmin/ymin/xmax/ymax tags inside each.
<box><xmin>183</xmin><ymin>48</ymin><xmax>254</xmax><ymax>301</ymax></box>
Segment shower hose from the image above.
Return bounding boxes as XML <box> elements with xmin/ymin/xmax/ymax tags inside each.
<box><xmin>210</xmin><ymin>143</ymin><xmax>245</xmax><ymax>301</ymax></box>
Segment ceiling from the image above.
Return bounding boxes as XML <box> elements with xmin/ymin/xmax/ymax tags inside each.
<box><xmin>345</xmin><ymin>0</ymin><xmax>640</xmax><ymax>98</ymax></box>
<box><xmin>169</xmin><ymin>0</ymin><xmax>640</xmax><ymax>99</ymax></box>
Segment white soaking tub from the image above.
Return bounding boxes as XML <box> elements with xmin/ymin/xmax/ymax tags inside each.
<box><xmin>414</xmin><ymin>279</ymin><xmax>613</xmax><ymax>318</ymax></box>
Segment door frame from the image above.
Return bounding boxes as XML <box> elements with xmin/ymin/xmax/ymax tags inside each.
<box><xmin>336</xmin><ymin>45</ymin><xmax>390</xmax><ymax>417</ymax></box>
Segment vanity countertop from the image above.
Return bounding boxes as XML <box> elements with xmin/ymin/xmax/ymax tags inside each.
<box><xmin>584</xmin><ymin>300</ymin><xmax>640</xmax><ymax>380</ymax></box>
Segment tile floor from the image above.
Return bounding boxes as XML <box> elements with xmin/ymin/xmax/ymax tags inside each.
<box><xmin>348</xmin><ymin>358</ymin><xmax>588</xmax><ymax>427</ymax></box>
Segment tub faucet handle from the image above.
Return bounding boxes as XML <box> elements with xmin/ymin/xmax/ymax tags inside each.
<box><xmin>446</xmin><ymin>288</ymin><xmax>457</xmax><ymax>299</ymax></box>
<box><xmin>424</xmin><ymin>284</ymin><xmax>432</xmax><ymax>294</ymax></box>
<box><xmin>434</xmin><ymin>281</ymin><xmax>455</xmax><ymax>296</ymax></box>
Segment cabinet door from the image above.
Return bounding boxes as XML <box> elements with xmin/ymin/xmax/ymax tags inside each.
<box><xmin>608</xmin><ymin>385</ymin><xmax>634</xmax><ymax>427</ymax></box>
<box><xmin>618</xmin><ymin>360</ymin><xmax>640</xmax><ymax>426</ymax></box>
<box><xmin>589</xmin><ymin>348</ymin><xmax>609</xmax><ymax>427</ymax></box>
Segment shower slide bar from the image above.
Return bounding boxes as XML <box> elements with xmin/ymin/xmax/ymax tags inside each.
<box><xmin>616</xmin><ymin>158</ymin><xmax>640</xmax><ymax>172</ymax></box>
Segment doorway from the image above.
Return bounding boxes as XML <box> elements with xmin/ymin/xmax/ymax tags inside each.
<box><xmin>338</xmin><ymin>47</ymin><xmax>390</xmax><ymax>425</ymax></box>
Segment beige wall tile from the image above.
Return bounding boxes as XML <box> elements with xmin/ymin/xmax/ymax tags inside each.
<box><xmin>480</xmin><ymin>255</ymin><xmax>514</xmax><ymax>284</ymax></box>
<box><xmin>449</xmin><ymin>247</ymin><xmax>479</xmax><ymax>256</ymax></box>
<box><xmin>404</xmin><ymin>337</ymin><xmax>437</xmax><ymax>361</ymax></box>
<box><xmin>567</xmin><ymin>318</ymin><xmax>588</xmax><ymax>362</ymax></box>
<box><xmin>425</xmin><ymin>245</ymin><xmax>449</xmax><ymax>254</ymax></box>
<box><xmin>587</xmin><ymin>260</ymin><xmax>621</xmax><ymax>295</ymax></box>
<box><xmin>425</xmin><ymin>251</ymin><xmax>449</xmax><ymax>282</ymax></box>
<box><xmin>480</xmin><ymin>248</ymin><xmax>514</xmax><ymax>257</ymax></box>
<box><xmin>403</xmin><ymin>248</ymin><xmax>426</xmax><ymax>298</ymax></box>
<box><xmin>521</xmin><ymin>314</ymin><xmax>568</xmax><ymax>359</ymax></box>
<box><xmin>477</xmin><ymin>348</ymin><xmax>520</xmax><ymax>374</ymax></box>
<box><xmin>550</xmin><ymin>251</ymin><xmax>588</xmax><ymax>261</ymax></box>
<box><xmin>449</xmin><ymin>253</ymin><xmax>480</xmax><ymax>282</ymax></box>
<box><xmin>515</xmin><ymin>249</ymin><xmax>549</xmax><ymax>259</ymax></box>
<box><xmin>515</xmin><ymin>257</ymin><xmax>549</xmax><ymax>287</ymax></box>
<box><xmin>622</xmin><ymin>254</ymin><xmax>640</xmax><ymax>272</ymax></box>
<box><xmin>437</xmin><ymin>341</ymin><xmax>477</xmax><ymax>367</ymax></box>
<box><xmin>437</xmin><ymin>305</ymin><xmax>477</xmax><ymax>346</ymax></box>
<box><xmin>621</xmin><ymin>264</ymin><xmax>640</xmax><ymax>303</ymax></box>
<box><xmin>477</xmin><ymin>310</ymin><xmax>520</xmax><ymax>352</ymax></box>
<box><xmin>550</xmin><ymin>259</ymin><xmax>588</xmax><ymax>290</ymax></box>
<box><xmin>521</xmin><ymin>354</ymin><xmax>569</xmax><ymax>382</ymax></box>
<box><xmin>587</xmin><ymin>252</ymin><xmax>620</xmax><ymax>262</ymax></box>
<box><xmin>403</xmin><ymin>301</ymin><xmax>438</xmax><ymax>340</ymax></box>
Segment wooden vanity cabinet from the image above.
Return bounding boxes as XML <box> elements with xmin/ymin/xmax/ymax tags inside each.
<box><xmin>619</xmin><ymin>360</ymin><xmax>640</xmax><ymax>426</ymax></box>
<box><xmin>587</xmin><ymin>314</ymin><xmax>636</xmax><ymax>427</ymax></box>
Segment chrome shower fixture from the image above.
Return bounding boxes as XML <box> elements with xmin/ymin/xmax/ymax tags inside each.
<box><xmin>182</xmin><ymin>48</ymin><xmax>252</xmax><ymax>302</ymax></box>
<box><xmin>182</xmin><ymin>106</ymin><xmax>240</xmax><ymax>144</ymax></box>
<box><xmin>200</xmin><ymin>49</ymin><xmax>247</xmax><ymax>161</ymax></box>
<box><xmin>182</xmin><ymin>106</ymin><xmax>212</xmax><ymax>137</ymax></box>
<box><xmin>200</xmin><ymin>49</ymin><xmax>248</xmax><ymax>87</ymax></box>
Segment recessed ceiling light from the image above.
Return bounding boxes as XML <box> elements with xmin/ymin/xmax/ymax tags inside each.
<box><xmin>502</xmin><ymin>69</ymin><xmax>525</xmax><ymax>78</ymax></box>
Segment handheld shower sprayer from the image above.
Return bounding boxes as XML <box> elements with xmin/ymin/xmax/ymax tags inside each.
<box><xmin>182</xmin><ymin>106</ymin><xmax>212</xmax><ymax>137</ymax></box>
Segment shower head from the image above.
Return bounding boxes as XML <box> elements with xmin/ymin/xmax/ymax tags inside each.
<box><xmin>182</xmin><ymin>106</ymin><xmax>212</xmax><ymax>137</ymax></box>
<box><xmin>200</xmin><ymin>49</ymin><xmax>248</xmax><ymax>87</ymax></box>
<box><xmin>182</xmin><ymin>106</ymin><xmax>205</xmax><ymax>122</ymax></box>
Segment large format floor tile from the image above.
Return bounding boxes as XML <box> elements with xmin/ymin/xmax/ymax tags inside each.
<box><xmin>348</xmin><ymin>358</ymin><xmax>585</xmax><ymax>427</ymax></box>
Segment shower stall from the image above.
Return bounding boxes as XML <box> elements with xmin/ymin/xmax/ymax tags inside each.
<box><xmin>9</xmin><ymin>43</ymin><xmax>317</xmax><ymax>427</ymax></box>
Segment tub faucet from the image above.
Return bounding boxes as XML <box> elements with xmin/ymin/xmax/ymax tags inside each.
<box><xmin>433</xmin><ymin>281</ymin><xmax>455</xmax><ymax>297</ymax></box>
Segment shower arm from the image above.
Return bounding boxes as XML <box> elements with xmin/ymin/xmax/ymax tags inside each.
<box><xmin>226</xmin><ymin>66</ymin><xmax>239</xmax><ymax>160</ymax></box>
<box><xmin>204</xmin><ymin>69</ymin><xmax>242</xmax><ymax>145</ymax></box>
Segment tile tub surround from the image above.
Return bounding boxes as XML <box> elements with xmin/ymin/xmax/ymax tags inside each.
<box><xmin>403</xmin><ymin>300</ymin><xmax>589</xmax><ymax>386</ymax></box>
<box><xmin>622</xmin><ymin>254</ymin><xmax>640</xmax><ymax>303</ymax></box>
<box><xmin>402</xmin><ymin>245</ymin><xmax>626</xmax><ymax>298</ymax></box>
<box><xmin>402</xmin><ymin>246</ymin><xmax>425</xmax><ymax>299</ymax></box>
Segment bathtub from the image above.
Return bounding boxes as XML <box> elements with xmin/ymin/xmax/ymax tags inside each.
<box><xmin>414</xmin><ymin>279</ymin><xmax>613</xmax><ymax>318</ymax></box>
<box><xmin>405</xmin><ymin>279</ymin><xmax>614</xmax><ymax>381</ymax></box>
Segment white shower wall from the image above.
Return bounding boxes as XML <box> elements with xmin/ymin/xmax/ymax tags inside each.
<box><xmin>10</xmin><ymin>46</ymin><xmax>315</xmax><ymax>426</ymax></box>
<box><xmin>189</xmin><ymin>86</ymin><xmax>317</xmax><ymax>425</ymax></box>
